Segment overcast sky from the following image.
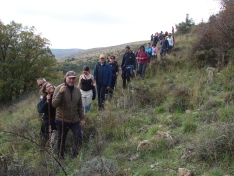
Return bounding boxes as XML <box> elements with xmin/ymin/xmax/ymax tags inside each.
<box><xmin>0</xmin><ymin>0</ymin><xmax>220</xmax><ymax>49</ymax></box>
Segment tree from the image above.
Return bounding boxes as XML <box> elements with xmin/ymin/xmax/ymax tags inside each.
<box><xmin>175</xmin><ymin>14</ymin><xmax>195</xmax><ymax>34</ymax></box>
<box><xmin>0</xmin><ymin>21</ymin><xmax>57</xmax><ymax>103</ymax></box>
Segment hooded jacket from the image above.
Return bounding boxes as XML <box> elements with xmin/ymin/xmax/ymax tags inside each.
<box><xmin>52</xmin><ymin>83</ymin><xmax>84</xmax><ymax>123</ymax></box>
<box><xmin>121</xmin><ymin>51</ymin><xmax>136</xmax><ymax>70</ymax></box>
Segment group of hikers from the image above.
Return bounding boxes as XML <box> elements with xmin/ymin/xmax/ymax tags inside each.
<box><xmin>35</xmin><ymin>27</ymin><xmax>175</xmax><ymax>159</ymax></box>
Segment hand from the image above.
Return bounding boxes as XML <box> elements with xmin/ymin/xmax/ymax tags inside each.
<box><xmin>41</xmin><ymin>118</ymin><xmax>44</xmax><ymax>123</ymax></box>
<box><xmin>59</xmin><ymin>86</ymin><xmax>66</xmax><ymax>93</ymax></box>
<box><xmin>80</xmin><ymin>120</ymin><xmax>86</xmax><ymax>126</ymax></box>
<box><xmin>93</xmin><ymin>83</ymin><xmax>96</xmax><ymax>87</ymax></box>
<box><xmin>46</xmin><ymin>94</ymin><xmax>51</xmax><ymax>100</ymax></box>
<box><xmin>107</xmin><ymin>86</ymin><xmax>110</xmax><ymax>89</ymax></box>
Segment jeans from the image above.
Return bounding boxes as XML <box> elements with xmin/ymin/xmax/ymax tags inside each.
<box><xmin>56</xmin><ymin>121</ymin><xmax>82</xmax><ymax>159</ymax></box>
<box><xmin>138</xmin><ymin>63</ymin><xmax>147</xmax><ymax>79</ymax></box>
<box><xmin>97</xmin><ymin>84</ymin><xmax>107</xmax><ymax>107</ymax></box>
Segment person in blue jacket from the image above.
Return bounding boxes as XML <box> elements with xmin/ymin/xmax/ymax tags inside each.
<box><xmin>94</xmin><ymin>53</ymin><xmax>112</xmax><ymax>111</ymax></box>
<box><xmin>160</xmin><ymin>35</ymin><xmax>169</xmax><ymax>56</ymax></box>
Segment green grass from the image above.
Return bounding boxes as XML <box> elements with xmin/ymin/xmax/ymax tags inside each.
<box><xmin>1</xmin><ymin>32</ymin><xmax>234</xmax><ymax>175</ymax></box>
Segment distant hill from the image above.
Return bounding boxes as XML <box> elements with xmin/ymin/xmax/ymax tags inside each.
<box><xmin>51</xmin><ymin>48</ymin><xmax>83</xmax><ymax>59</ymax></box>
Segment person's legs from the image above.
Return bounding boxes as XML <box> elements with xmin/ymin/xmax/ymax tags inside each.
<box><xmin>100</xmin><ymin>85</ymin><xmax>107</xmax><ymax>109</ymax></box>
<box><xmin>97</xmin><ymin>84</ymin><xmax>102</xmax><ymax>107</ymax></box>
<box><xmin>56</xmin><ymin>123</ymin><xmax>69</xmax><ymax>159</ymax></box>
<box><xmin>138</xmin><ymin>64</ymin><xmax>143</xmax><ymax>78</ymax></box>
<box><xmin>122</xmin><ymin>70</ymin><xmax>127</xmax><ymax>89</ymax></box>
<box><xmin>141</xmin><ymin>64</ymin><xmax>147</xmax><ymax>79</ymax></box>
<box><xmin>40</xmin><ymin>119</ymin><xmax>49</xmax><ymax>149</ymax></box>
<box><xmin>70</xmin><ymin>122</ymin><xmax>82</xmax><ymax>158</ymax></box>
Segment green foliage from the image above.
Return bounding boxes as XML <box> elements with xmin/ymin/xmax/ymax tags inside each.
<box><xmin>0</xmin><ymin>21</ymin><xmax>57</xmax><ymax>104</ymax></box>
<box><xmin>175</xmin><ymin>14</ymin><xmax>195</xmax><ymax>34</ymax></box>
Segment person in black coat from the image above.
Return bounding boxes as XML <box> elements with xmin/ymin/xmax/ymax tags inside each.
<box><xmin>121</xmin><ymin>46</ymin><xmax>136</xmax><ymax>89</ymax></box>
<box><xmin>37</xmin><ymin>82</ymin><xmax>57</xmax><ymax>149</ymax></box>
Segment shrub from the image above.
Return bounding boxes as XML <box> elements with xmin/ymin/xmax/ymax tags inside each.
<box><xmin>192</xmin><ymin>123</ymin><xmax>234</xmax><ymax>163</ymax></box>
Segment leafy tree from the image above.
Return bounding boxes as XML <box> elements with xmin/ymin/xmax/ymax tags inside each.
<box><xmin>0</xmin><ymin>21</ymin><xmax>57</xmax><ymax>103</ymax></box>
<box><xmin>175</xmin><ymin>14</ymin><xmax>195</xmax><ymax>34</ymax></box>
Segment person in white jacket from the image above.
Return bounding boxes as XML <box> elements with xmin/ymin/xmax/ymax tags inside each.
<box><xmin>167</xmin><ymin>33</ymin><xmax>174</xmax><ymax>54</ymax></box>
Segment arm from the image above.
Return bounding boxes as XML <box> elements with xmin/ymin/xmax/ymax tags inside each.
<box><xmin>52</xmin><ymin>85</ymin><xmax>64</xmax><ymax>108</ymax></box>
<box><xmin>93</xmin><ymin>64</ymin><xmax>97</xmax><ymax>81</ymax></box>
<box><xmin>77</xmin><ymin>75</ymin><xmax>82</xmax><ymax>89</ymax></box>
<box><xmin>91</xmin><ymin>75</ymin><xmax>96</xmax><ymax>86</ymax></box>
<box><xmin>77</xmin><ymin>90</ymin><xmax>84</xmax><ymax>120</ymax></box>
<box><xmin>107</xmin><ymin>65</ymin><xmax>112</xmax><ymax>87</ymax></box>
<box><xmin>121</xmin><ymin>54</ymin><xmax>125</xmax><ymax>68</ymax></box>
<box><xmin>132</xmin><ymin>53</ymin><xmax>136</xmax><ymax>70</ymax></box>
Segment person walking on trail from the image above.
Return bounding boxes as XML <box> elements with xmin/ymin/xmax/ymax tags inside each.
<box><xmin>150</xmin><ymin>34</ymin><xmax>154</xmax><ymax>44</ymax></box>
<box><xmin>172</xmin><ymin>26</ymin><xmax>174</xmax><ymax>34</ymax></box>
<box><xmin>52</xmin><ymin>71</ymin><xmax>85</xmax><ymax>159</ymax></box>
<box><xmin>167</xmin><ymin>33</ymin><xmax>174</xmax><ymax>54</ymax></box>
<box><xmin>121</xmin><ymin>45</ymin><xmax>136</xmax><ymax>89</ymax></box>
<box><xmin>160</xmin><ymin>35</ymin><xmax>169</xmax><ymax>56</ymax></box>
<box><xmin>153</xmin><ymin>33</ymin><xmax>159</xmax><ymax>45</ymax></box>
<box><xmin>145</xmin><ymin>43</ymin><xmax>153</xmax><ymax>63</ymax></box>
<box><xmin>93</xmin><ymin>54</ymin><xmax>112</xmax><ymax>111</ymax></box>
<box><xmin>107</xmin><ymin>55</ymin><xmax>119</xmax><ymax>100</ymax></box>
<box><xmin>136</xmin><ymin>45</ymin><xmax>149</xmax><ymax>80</ymax></box>
<box><xmin>37</xmin><ymin>82</ymin><xmax>57</xmax><ymax>150</ymax></box>
<box><xmin>152</xmin><ymin>43</ymin><xmax>158</xmax><ymax>59</ymax></box>
<box><xmin>77</xmin><ymin>66</ymin><xmax>96</xmax><ymax>114</ymax></box>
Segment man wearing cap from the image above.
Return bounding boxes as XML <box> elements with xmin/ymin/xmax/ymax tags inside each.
<box><xmin>52</xmin><ymin>71</ymin><xmax>85</xmax><ymax>159</ymax></box>
<box><xmin>121</xmin><ymin>46</ymin><xmax>136</xmax><ymax>89</ymax></box>
<box><xmin>94</xmin><ymin>54</ymin><xmax>112</xmax><ymax>111</ymax></box>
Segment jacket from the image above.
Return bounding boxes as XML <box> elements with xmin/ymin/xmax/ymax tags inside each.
<box><xmin>145</xmin><ymin>46</ymin><xmax>153</xmax><ymax>56</ymax></box>
<box><xmin>137</xmin><ymin>51</ymin><xmax>149</xmax><ymax>64</ymax></box>
<box><xmin>52</xmin><ymin>83</ymin><xmax>84</xmax><ymax>123</ymax></box>
<box><xmin>94</xmin><ymin>61</ymin><xmax>112</xmax><ymax>87</ymax></box>
<box><xmin>121</xmin><ymin>51</ymin><xmax>136</xmax><ymax>70</ymax></box>
<box><xmin>161</xmin><ymin>39</ymin><xmax>169</xmax><ymax>50</ymax></box>
<box><xmin>37</xmin><ymin>94</ymin><xmax>56</xmax><ymax>120</ymax></box>
<box><xmin>109</xmin><ymin>61</ymin><xmax>119</xmax><ymax>77</ymax></box>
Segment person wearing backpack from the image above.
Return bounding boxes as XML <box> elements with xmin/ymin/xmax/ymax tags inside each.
<box><xmin>136</xmin><ymin>45</ymin><xmax>149</xmax><ymax>80</ymax></box>
<box><xmin>145</xmin><ymin>43</ymin><xmax>153</xmax><ymax>63</ymax></box>
<box><xmin>94</xmin><ymin>54</ymin><xmax>112</xmax><ymax>111</ymax></box>
<box><xmin>121</xmin><ymin>46</ymin><xmax>136</xmax><ymax>89</ymax></box>
<box><xmin>77</xmin><ymin>66</ymin><xmax>96</xmax><ymax>114</ymax></box>
<box><xmin>160</xmin><ymin>35</ymin><xmax>169</xmax><ymax>56</ymax></box>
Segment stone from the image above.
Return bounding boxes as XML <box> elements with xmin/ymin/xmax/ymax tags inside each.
<box><xmin>137</xmin><ymin>140</ymin><xmax>153</xmax><ymax>151</ymax></box>
<box><xmin>178</xmin><ymin>168</ymin><xmax>194</xmax><ymax>176</ymax></box>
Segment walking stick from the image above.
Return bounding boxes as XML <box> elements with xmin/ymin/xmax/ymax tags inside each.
<box><xmin>59</xmin><ymin>103</ymin><xmax>64</xmax><ymax>160</ymax></box>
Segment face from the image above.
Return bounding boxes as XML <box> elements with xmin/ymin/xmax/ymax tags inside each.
<box><xmin>140</xmin><ymin>47</ymin><xmax>144</xmax><ymax>51</ymax></box>
<box><xmin>45</xmin><ymin>84</ymin><xmax>54</xmax><ymax>94</ymax></box>
<box><xmin>66</xmin><ymin>77</ymin><xmax>76</xmax><ymax>86</ymax></box>
<box><xmin>83</xmin><ymin>70</ymin><xmax>89</xmax><ymax>75</ymax></box>
<box><xmin>125</xmin><ymin>48</ymin><xmax>129</xmax><ymax>53</ymax></box>
<box><xmin>37</xmin><ymin>80</ymin><xmax>45</xmax><ymax>88</ymax></box>
<box><xmin>110</xmin><ymin>57</ymin><xmax>115</xmax><ymax>63</ymax></box>
<box><xmin>100</xmin><ymin>57</ymin><xmax>105</xmax><ymax>64</ymax></box>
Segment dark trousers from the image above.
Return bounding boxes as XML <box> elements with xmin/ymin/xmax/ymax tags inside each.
<box><xmin>40</xmin><ymin>118</ymin><xmax>56</xmax><ymax>146</ymax></box>
<box><xmin>122</xmin><ymin>69</ymin><xmax>131</xmax><ymax>88</ymax></box>
<box><xmin>106</xmin><ymin>76</ymin><xmax>116</xmax><ymax>100</ymax></box>
<box><xmin>97</xmin><ymin>84</ymin><xmax>107</xmax><ymax>107</ymax></box>
<box><xmin>56</xmin><ymin>122</ymin><xmax>82</xmax><ymax>159</ymax></box>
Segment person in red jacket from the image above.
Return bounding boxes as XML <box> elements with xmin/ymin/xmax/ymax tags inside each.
<box><xmin>136</xmin><ymin>45</ymin><xmax>149</xmax><ymax>80</ymax></box>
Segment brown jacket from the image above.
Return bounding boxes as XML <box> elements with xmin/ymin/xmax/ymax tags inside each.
<box><xmin>52</xmin><ymin>83</ymin><xmax>84</xmax><ymax>123</ymax></box>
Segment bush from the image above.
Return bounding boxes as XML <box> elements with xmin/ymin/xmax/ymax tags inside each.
<box><xmin>192</xmin><ymin>123</ymin><xmax>234</xmax><ymax>163</ymax></box>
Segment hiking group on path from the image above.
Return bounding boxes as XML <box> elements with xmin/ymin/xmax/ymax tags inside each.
<box><xmin>36</xmin><ymin>27</ymin><xmax>175</xmax><ymax>159</ymax></box>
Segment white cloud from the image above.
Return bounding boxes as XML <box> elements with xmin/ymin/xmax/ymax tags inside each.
<box><xmin>0</xmin><ymin>0</ymin><xmax>220</xmax><ymax>49</ymax></box>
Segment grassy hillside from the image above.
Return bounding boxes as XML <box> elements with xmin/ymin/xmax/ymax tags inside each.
<box><xmin>1</xmin><ymin>33</ymin><xmax>234</xmax><ymax>176</ymax></box>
